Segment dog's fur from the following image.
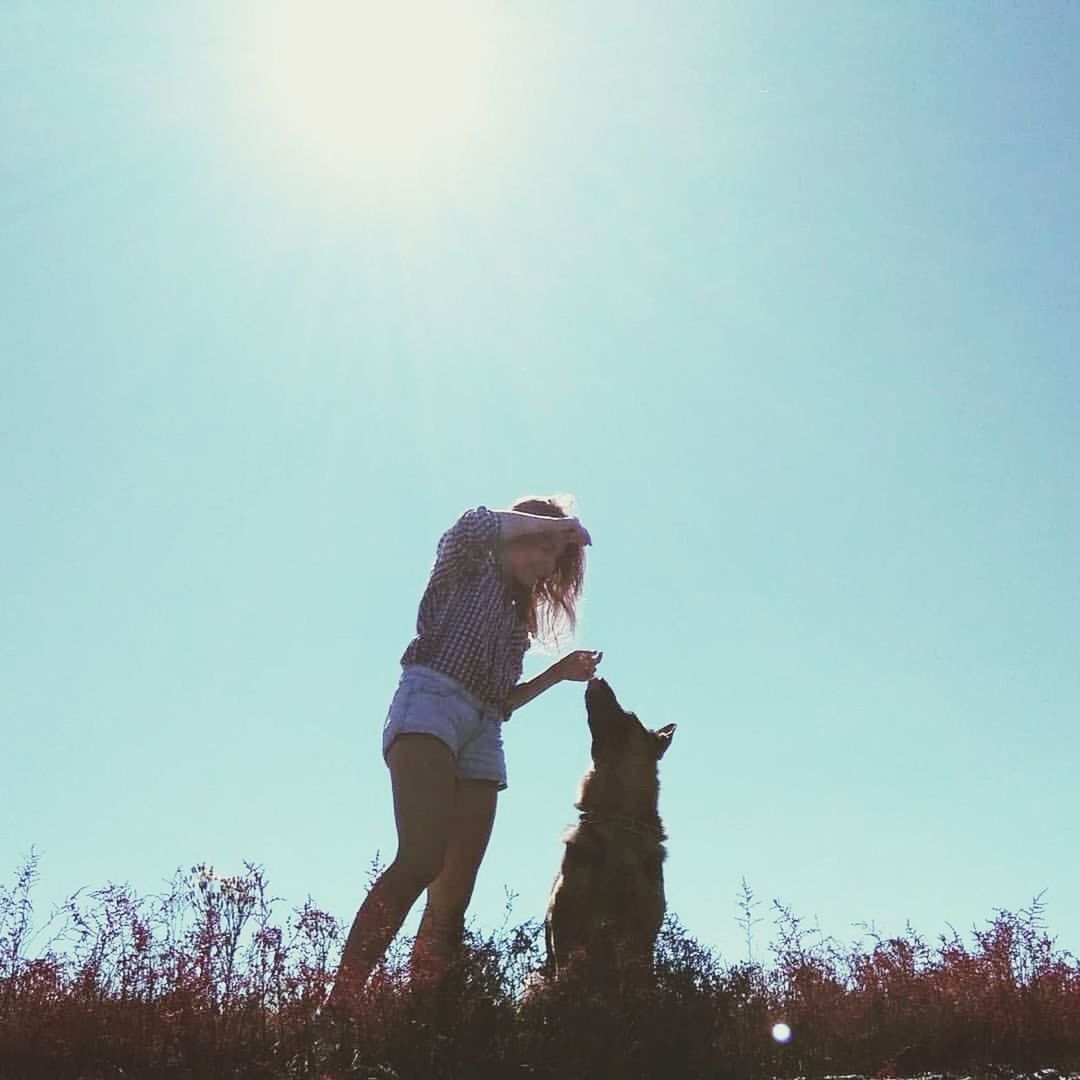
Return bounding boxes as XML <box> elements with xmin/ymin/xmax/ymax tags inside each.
<box><xmin>545</xmin><ymin>677</ymin><xmax>676</xmax><ymax>981</ymax></box>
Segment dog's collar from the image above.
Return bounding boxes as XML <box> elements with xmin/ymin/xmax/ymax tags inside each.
<box><xmin>576</xmin><ymin>810</ymin><xmax>667</xmax><ymax>842</ymax></box>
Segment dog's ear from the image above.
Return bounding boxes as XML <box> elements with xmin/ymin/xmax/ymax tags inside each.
<box><xmin>653</xmin><ymin>723</ymin><xmax>676</xmax><ymax>759</ymax></box>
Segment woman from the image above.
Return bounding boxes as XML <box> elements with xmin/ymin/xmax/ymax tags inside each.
<box><xmin>327</xmin><ymin>496</ymin><xmax>600</xmax><ymax>1009</ymax></box>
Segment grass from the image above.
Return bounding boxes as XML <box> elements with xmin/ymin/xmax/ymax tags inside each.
<box><xmin>2</xmin><ymin>852</ymin><xmax>1079</xmax><ymax>1079</ymax></box>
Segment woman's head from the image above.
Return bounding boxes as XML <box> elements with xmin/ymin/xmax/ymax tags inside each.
<box><xmin>501</xmin><ymin>494</ymin><xmax>586</xmax><ymax>646</ymax></box>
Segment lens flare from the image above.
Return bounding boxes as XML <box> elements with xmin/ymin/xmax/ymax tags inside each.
<box><xmin>771</xmin><ymin>1021</ymin><xmax>792</xmax><ymax>1044</ymax></box>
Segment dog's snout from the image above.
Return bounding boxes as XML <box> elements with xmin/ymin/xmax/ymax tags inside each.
<box><xmin>585</xmin><ymin>677</ymin><xmax>618</xmax><ymax>714</ymax></box>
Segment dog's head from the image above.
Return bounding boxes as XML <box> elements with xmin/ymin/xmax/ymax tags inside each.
<box><xmin>585</xmin><ymin>677</ymin><xmax>676</xmax><ymax>763</ymax></box>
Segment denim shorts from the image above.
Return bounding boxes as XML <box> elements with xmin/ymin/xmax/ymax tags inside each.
<box><xmin>382</xmin><ymin>665</ymin><xmax>507</xmax><ymax>789</ymax></box>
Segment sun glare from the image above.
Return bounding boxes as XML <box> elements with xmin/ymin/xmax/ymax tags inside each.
<box><xmin>235</xmin><ymin>1</ymin><xmax>512</xmax><ymax>199</ymax></box>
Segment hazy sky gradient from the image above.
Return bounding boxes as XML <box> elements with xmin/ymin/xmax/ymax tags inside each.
<box><xmin>4</xmin><ymin>2</ymin><xmax>1078</xmax><ymax>967</ymax></box>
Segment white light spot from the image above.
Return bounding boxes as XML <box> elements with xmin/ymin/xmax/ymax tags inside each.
<box><xmin>231</xmin><ymin>0</ymin><xmax>519</xmax><ymax>202</ymax></box>
<box><xmin>771</xmin><ymin>1021</ymin><xmax>792</xmax><ymax>1043</ymax></box>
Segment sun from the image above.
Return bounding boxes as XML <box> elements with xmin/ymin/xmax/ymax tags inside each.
<box><xmin>234</xmin><ymin>1</ymin><xmax>512</xmax><ymax>198</ymax></box>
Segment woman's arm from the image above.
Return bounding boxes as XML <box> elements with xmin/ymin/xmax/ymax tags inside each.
<box><xmin>505</xmin><ymin>650</ymin><xmax>603</xmax><ymax>714</ymax></box>
<box><xmin>494</xmin><ymin>510</ymin><xmax>591</xmax><ymax>548</ymax></box>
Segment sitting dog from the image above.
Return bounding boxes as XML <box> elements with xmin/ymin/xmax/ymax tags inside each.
<box><xmin>545</xmin><ymin>677</ymin><xmax>676</xmax><ymax>982</ymax></box>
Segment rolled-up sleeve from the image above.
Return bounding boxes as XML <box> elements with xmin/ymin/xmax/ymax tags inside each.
<box><xmin>428</xmin><ymin>507</ymin><xmax>500</xmax><ymax>590</ymax></box>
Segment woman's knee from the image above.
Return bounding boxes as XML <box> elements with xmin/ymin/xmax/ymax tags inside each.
<box><xmin>388</xmin><ymin>846</ymin><xmax>445</xmax><ymax>892</ymax></box>
<box><xmin>428</xmin><ymin>897</ymin><xmax>469</xmax><ymax>929</ymax></box>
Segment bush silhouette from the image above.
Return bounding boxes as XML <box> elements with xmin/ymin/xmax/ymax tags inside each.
<box><xmin>2</xmin><ymin>852</ymin><xmax>1078</xmax><ymax>1079</ymax></box>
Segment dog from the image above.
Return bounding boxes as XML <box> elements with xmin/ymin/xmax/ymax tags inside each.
<box><xmin>545</xmin><ymin>677</ymin><xmax>676</xmax><ymax>983</ymax></box>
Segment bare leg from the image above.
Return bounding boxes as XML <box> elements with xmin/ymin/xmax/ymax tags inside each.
<box><xmin>327</xmin><ymin>735</ymin><xmax>456</xmax><ymax>1008</ymax></box>
<box><xmin>410</xmin><ymin>779</ymin><xmax>499</xmax><ymax>989</ymax></box>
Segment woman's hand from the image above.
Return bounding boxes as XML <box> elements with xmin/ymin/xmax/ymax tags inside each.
<box><xmin>548</xmin><ymin>516</ymin><xmax>591</xmax><ymax>548</ymax></box>
<box><xmin>496</xmin><ymin>511</ymin><xmax>591</xmax><ymax>547</ymax></box>
<box><xmin>507</xmin><ymin>650</ymin><xmax>605</xmax><ymax>714</ymax></box>
<box><xmin>565</xmin><ymin>516</ymin><xmax>591</xmax><ymax>544</ymax></box>
<box><xmin>552</xmin><ymin>649</ymin><xmax>603</xmax><ymax>683</ymax></box>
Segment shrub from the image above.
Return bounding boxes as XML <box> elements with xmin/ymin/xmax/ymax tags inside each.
<box><xmin>2</xmin><ymin>855</ymin><xmax>1078</xmax><ymax>1079</ymax></box>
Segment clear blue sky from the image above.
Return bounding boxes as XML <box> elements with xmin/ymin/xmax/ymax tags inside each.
<box><xmin>4</xmin><ymin>2</ymin><xmax>1079</xmax><ymax>968</ymax></box>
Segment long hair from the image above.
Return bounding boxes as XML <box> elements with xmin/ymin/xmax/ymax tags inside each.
<box><xmin>509</xmin><ymin>493</ymin><xmax>586</xmax><ymax>648</ymax></box>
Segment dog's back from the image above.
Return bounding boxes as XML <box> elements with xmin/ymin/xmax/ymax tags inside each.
<box><xmin>545</xmin><ymin>678</ymin><xmax>676</xmax><ymax>980</ymax></box>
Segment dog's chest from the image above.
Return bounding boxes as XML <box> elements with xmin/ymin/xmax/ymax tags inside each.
<box><xmin>564</xmin><ymin>825</ymin><xmax>665</xmax><ymax>887</ymax></box>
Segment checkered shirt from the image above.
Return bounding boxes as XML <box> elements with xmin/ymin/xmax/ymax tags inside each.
<box><xmin>400</xmin><ymin>507</ymin><xmax>530</xmax><ymax>717</ymax></box>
